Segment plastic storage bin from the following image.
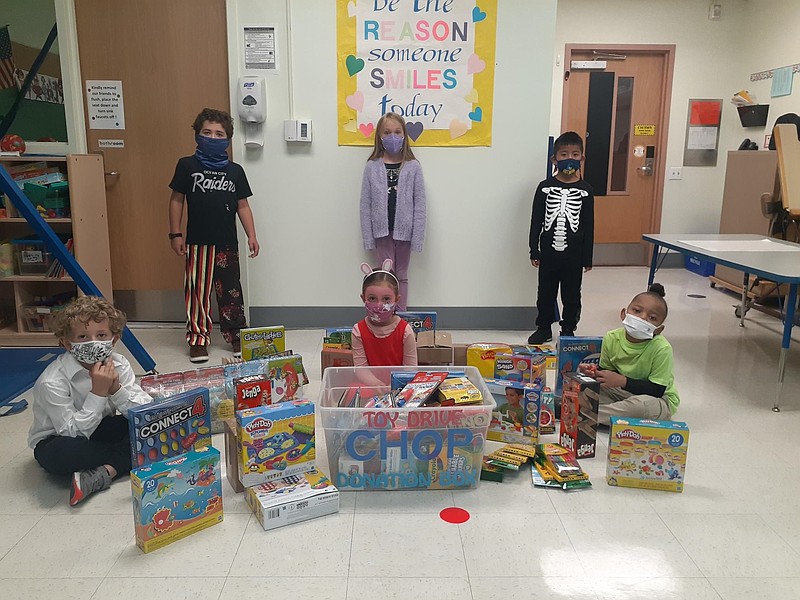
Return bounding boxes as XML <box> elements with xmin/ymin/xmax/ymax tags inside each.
<box><xmin>23</xmin><ymin>181</ymin><xmax>71</xmax><ymax>218</ymax></box>
<box><xmin>318</xmin><ymin>366</ymin><xmax>495</xmax><ymax>491</ymax></box>
<box><xmin>684</xmin><ymin>255</ymin><xmax>715</xmax><ymax>277</ymax></box>
<box><xmin>21</xmin><ymin>303</ymin><xmax>65</xmax><ymax>332</ymax></box>
<box><xmin>11</xmin><ymin>237</ymin><xmax>53</xmax><ymax>275</ymax></box>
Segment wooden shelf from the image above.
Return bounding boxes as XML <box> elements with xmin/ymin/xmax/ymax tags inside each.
<box><xmin>0</xmin><ymin>218</ymin><xmax>71</xmax><ymax>224</ymax></box>
<box><xmin>0</xmin><ymin>275</ymin><xmax>73</xmax><ymax>282</ymax></box>
<box><xmin>0</xmin><ymin>155</ymin><xmax>67</xmax><ymax>163</ymax></box>
<box><xmin>0</xmin><ymin>325</ymin><xmax>59</xmax><ymax>346</ymax></box>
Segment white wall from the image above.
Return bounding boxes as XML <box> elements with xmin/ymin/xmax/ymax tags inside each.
<box><xmin>228</xmin><ymin>0</ymin><xmax>557</xmax><ymax>310</ymax></box>
<box><xmin>550</xmin><ymin>0</ymin><xmax>800</xmax><ymax>236</ymax></box>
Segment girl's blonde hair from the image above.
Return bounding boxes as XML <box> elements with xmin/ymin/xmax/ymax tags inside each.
<box><xmin>368</xmin><ymin>112</ymin><xmax>416</xmax><ymax>163</ymax></box>
<box><xmin>50</xmin><ymin>295</ymin><xmax>127</xmax><ymax>340</ymax></box>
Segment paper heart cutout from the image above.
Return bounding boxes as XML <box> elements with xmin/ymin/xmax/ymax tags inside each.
<box><xmin>347</xmin><ymin>1</ymin><xmax>357</xmax><ymax>17</ymax></box>
<box><xmin>346</xmin><ymin>91</ymin><xmax>364</xmax><ymax>112</ymax></box>
<box><xmin>468</xmin><ymin>107</ymin><xmax>483</xmax><ymax>122</ymax></box>
<box><xmin>472</xmin><ymin>6</ymin><xmax>487</xmax><ymax>22</ymax></box>
<box><xmin>346</xmin><ymin>55</ymin><xmax>365</xmax><ymax>77</ymax></box>
<box><xmin>358</xmin><ymin>123</ymin><xmax>375</xmax><ymax>138</ymax></box>
<box><xmin>449</xmin><ymin>119</ymin><xmax>468</xmax><ymax>139</ymax></box>
<box><xmin>463</xmin><ymin>88</ymin><xmax>479</xmax><ymax>104</ymax></box>
<box><xmin>467</xmin><ymin>54</ymin><xmax>486</xmax><ymax>75</ymax></box>
<box><xmin>406</xmin><ymin>121</ymin><xmax>424</xmax><ymax>142</ymax></box>
<box><xmin>344</xmin><ymin>119</ymin><xmax>357</xmax><ymax>133</ymax></box>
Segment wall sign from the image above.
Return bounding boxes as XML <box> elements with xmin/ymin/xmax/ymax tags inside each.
<box><xmin>243</xmin><ymin>26</ymin><xmax>277</xmax><ymax>71</ymax></box>
<box><xmin>634</xmin><ymin>124</ymin><xmax>655</xmax><ymax>136</ymax></box>
<box><xmin>337</xmin><ymin>0</ymin><xmax>498</xmax><ymax>147</ymax></box>
<box><xmin>85</xmin><ymin>80</ymin><xmax>125</xmax><ymax>130</ymax></box>
<box><xmin>683</xmin><ymin>98</ymin><xmax>722</xmax><ymax>167</ymax></box>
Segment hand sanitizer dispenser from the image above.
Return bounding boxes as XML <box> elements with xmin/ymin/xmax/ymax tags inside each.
<box><xmin>238</xmin><ymin>76</ymin><xmax>266</xmax><ymax>148</ymax></box>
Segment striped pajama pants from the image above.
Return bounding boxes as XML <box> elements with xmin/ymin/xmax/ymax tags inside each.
<box><xmin>184</xmin><ymin>244</ymin><xmax>247</xmax><ymax>347</ymax></box>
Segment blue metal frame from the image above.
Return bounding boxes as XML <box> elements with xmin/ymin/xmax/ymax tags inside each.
<box><xmin>0</xmin><ymin>163</ymin><xmax>156</xmax><ymax>372</ymax></box>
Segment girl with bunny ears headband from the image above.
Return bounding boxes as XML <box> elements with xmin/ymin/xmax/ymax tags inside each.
<box><xmin>360</xmin><ymin>259</ymin><xmax>400</xmax><ymax>324</ymax></box>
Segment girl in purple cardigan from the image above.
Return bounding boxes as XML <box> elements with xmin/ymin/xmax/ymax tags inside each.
<box><xmin>360</xmin><ymin>112</ymin><xmax>427</xmax><ymax>311</ymax></box>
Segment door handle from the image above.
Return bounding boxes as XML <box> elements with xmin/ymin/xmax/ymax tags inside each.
<box><xmin>637</xmin><ymin>145</ymin><xmax>655</xmax><ymax>176</ymax></box>
<box><xmin>104</xmin><ymin>171</ymin><xmax>119</xmax><ymax>177</ymax></box>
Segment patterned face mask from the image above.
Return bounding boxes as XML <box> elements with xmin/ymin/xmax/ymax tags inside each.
<box><xmin>364</xmin><ymin>300</ymin><xmax>396</xmax><ymax>323</ymax></box>
<box><xmin>69</xmin><ymin>340</ymin><xmax>114</xmax><ymax>364</ymax></box>
<box><xmin>556</xmin><ymin>158</ymin><xmax>581</xmax><ymax>175</ymax></box>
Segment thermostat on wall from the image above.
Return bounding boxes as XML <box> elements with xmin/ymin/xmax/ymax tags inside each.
<box><xmin>284</xmin><ymin>119</ymin><xmax>312</xmax><ymax>142</ymax></box>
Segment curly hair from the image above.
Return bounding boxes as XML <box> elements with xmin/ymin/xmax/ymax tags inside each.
<box><xmin>49</xmin><ymin>296</ymin><xmax>127</xmax><ymax>340</ymax></box>
<box><xmin>192</xmin><ymin>107</ymin><xmax>234</xmax><ymax>138</ymax></box>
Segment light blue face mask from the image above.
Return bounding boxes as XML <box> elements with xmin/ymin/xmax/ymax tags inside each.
<box><xmin>556</xmin><ymin>158</ymin><xmax>581</xmax><ymax>175</ymax></box>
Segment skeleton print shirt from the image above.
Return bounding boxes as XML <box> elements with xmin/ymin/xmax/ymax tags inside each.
<box><xmin>529</xmin><ymin>177</ymin><xmax>594</xmax><ymax>266</ymax></box>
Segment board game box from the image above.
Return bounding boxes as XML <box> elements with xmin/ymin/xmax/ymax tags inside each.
<box><xmin>556</xmin><ymin>336</ymin><xmax>602</xmax><ymax>397</ymax></box>
<box><xmin>559</xmin><ymin>372</ymin><xmax>600</xmax><ymax>458</ymax></box>
<box><xmin>240</xmin><ymin>325</ymin><xmax>286</xmax><ymax>360</ymax></box>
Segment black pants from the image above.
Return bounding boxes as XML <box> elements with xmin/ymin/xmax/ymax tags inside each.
<box><xmin>536</xmin><ymin>256</ymin><xmax>583</xmax><ymax>331</ymax></box>
<box><xmin>34</xmin><ymin>415</ymin><xmax>132</xmax><ymax>478</ymax></box>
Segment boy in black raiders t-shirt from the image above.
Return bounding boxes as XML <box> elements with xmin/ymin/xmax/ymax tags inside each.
<box><xmin>168</xmin><ymin>108</ymin><xmax>260</xmax><ymax>363</ymax></box>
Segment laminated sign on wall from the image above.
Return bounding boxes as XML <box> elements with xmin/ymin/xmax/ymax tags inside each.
<box><xmin>337</xmin><ymin>0</ymin><xmax>497</xmax><ymax>147</ymax></box>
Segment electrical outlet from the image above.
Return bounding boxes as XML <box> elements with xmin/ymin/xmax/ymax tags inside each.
<box><xmin>668</xmin><ymin>167</ymin><xmax>682</xmax><ymax>180</ymax></box>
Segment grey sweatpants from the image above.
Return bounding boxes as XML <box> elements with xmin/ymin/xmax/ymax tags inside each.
<box><xmin>597</xmin><ymin>387</ymin><xmax>672</xmax><ymax>425</ymax></box>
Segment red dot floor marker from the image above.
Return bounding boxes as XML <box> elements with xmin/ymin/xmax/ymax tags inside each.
<box><xmin>439</xmin><ymin>507</ymin><xmax>470</xmax><ymax>524</ymax></box>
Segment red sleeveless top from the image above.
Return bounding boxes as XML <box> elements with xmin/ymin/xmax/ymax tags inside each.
<box><xmin>358</xmin><ymin>318</ymin><xmax>406</xmax><ymax>366</ymax></box>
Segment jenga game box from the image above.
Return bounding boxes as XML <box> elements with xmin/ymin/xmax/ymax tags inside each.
<box><xmin>559</xmin><ymin>372</ymin><xmax>599</xmax><ymax>458</ymax></box>
<box><xmin>234</xmin><ymin>375</ymin><xmax>270</xmax><ymax>411</ymax></box>
<box><xmin>607</xmin><ymin>417</ymin><xmax>690</xmax><ymax>493</ymax></box>
<box><xmin>236</xmin><ymin>400</ymin><xmax>316</xmax><ymax>487</ymax></box>
<box><xmin>130</xmin><ymin>446</ymin><xmax>223</xmax><ymax>553</ymax></box>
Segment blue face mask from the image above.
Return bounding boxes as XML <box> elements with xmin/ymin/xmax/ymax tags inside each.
<box><xmin>195</xmin><ymin>134</ymin><xmax>230</xmax><ymax>170</ymax></box>
<box><xmin>556</xmin><ymin>158</ymin><xmax>581</xmax><ymax>176</ymax></box>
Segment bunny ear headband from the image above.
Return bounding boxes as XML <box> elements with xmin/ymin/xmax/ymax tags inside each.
<box><xmin>360</xmin><ymin>259</ymin><xmax>399</xmax><ymax>285</ymax></box>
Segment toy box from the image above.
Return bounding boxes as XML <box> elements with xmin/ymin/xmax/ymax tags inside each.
<box><xmin>397</xmin><ymin>311</ymin><xmax>437</xmax><ymax>337</ymax></box>
<box><xmin>437</xmin><ymin>376</ymin><xmax>483</xmax><ymax>406</ymax></box>
<box><xmin>556</xmin><ymin>336</ymin><xmax>602</xmax><ymax>397</ymax></box>
<box><xmin>559</xmin><ymin>372</ymin><xmax>600</xmax><ymax>459</ymax></box>
<box><xmin>240</xmin><ymin>325</ymin><xmax>285</xmax><ymax>360</ymax></box>
<box><xmin>493</xmin><ymin>353</ymin><xmax>546</xmax><ymax>384</ymax></box>
<box><xmin>246</xmin><ymin>469</ymin><xmax>340</xmax><ymax>531</ymax></box>
<box><xmin>321</xmin><ymin>348</ymin><xmax>354</xmax><ymax>377</ymax></box>
<box><xmin>509</xmin><ymin>344</ymin><xmax>557</xmax><ymax>370</ymax></box>
<box><xmin>236</xmin><ymin>400</ymin><xmax>316</xmax><ymax>487</ymax></box>
<box><xmin>234</xmin><ymin>375</ymin><xmax>270</xmax><ymax>410</ymax></box>
<box><xmin>224</xmin><ymin>354</ymin><xmax>307</xmax><ymax>404</ymax></box>
<box><xmin>539</xmin><ymin>386</ymin><xmax>556</xmax><ymax>434</ymax></box>
<box><xmin>607</xmin><ymin>417</ymin><xmax>690</xmax><ymax>493</ymax></box>
<box><xmin>396</xmin><ymin>371</ymin><xmax>448</xmax><ymax>408</ymax></box>
<box><xmin>466</xmin><ymin>343</ymin><xmax>513</xmax><ymax>379</ymax></box>
<box><xmin>128</xmin><ymin>388</ymin><xmax>212</xmax><ymax>468</ymax></box>
<box><xmin>484</xmin><ymin>378</ymin><xmax>541</xmax><ymax>445</ymax></box>
<box><xmin>222</xmin><ymin>418</ymin><xmax>244</xmax><ymax>493</ymax></box>
<box><xmin>130</xmin><ymin>446</ymin><xmax>223</xmax><ymax>553</ymax></box>
<box><xmin>324</xmin><ymin>327</ymin><xmax>352</xmax><ymax>349</ymax></box>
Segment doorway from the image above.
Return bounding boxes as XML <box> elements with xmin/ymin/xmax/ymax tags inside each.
<box><xmin>561</xmin><ymin>45</ymin><xmax>675</xmax><ymax>265</ymax></box>
<box><xmin>74</xmin><ymin>0</ymin><xmax>230</xmax><ymax>320</ymax></box>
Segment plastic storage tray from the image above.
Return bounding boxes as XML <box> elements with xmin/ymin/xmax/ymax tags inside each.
<box><xmin>318</xmin><ymin>366</ymin><xmax>495</xmax><ymax>491</ymax></box>
<box><xmin>11</xmin><ymin>237</ymin><xmax>53</xmax><ymax>275</ymax></box>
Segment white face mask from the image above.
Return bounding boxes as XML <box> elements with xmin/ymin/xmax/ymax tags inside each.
<box><xmin>622</xmin><ymin>313</ymin><xmax>658</xmax><ymax>340</ymax></box>
<box><xmin>69</xmin><ymin>340</ymin><xmax>114</xmax><ymax>364</ymax></box>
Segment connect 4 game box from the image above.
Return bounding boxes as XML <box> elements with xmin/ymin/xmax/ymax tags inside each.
<box><xmin>397</xmin><ymin>311</ymin><xmax>437</xmax><ymax>337</ymax></box>
<box><xmin>128</xmin><ymin>388</ymin><xmax>212</xmax><ymax>468</ymax></box>
<box><xmin>556</xmin><ymin>336</ymin><xmax>602</xmax><ymax>397</ymax></box>
<box><xmin>130</xmin><ymin>446</ymin><xmax>223</xmax><ymax>553</ymax></box>
<box><xmin>236</xmin><ymin>400</ymin><xmax>316</xmax><ymax>487</ymax></box>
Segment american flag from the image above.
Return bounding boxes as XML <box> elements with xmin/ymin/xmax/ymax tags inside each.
<box><xmin>0</xmin><ymin>25</ymin><xmax>16</xmax><ymax>90</ymax></box>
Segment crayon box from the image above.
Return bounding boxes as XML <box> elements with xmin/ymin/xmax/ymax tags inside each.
<box><xmin>556</xmin><ymin>336</ymin><xmax>602</xmax><ymax>397</ymax></box>
<box><xmin>236</xmin><ymin>400</ymin><xmax>316</xmax><ymax>487</ymax></box>
<box><xmin>246</xmin><ymin>469</ymin><xmax>340</xmax><ymax>531</ymax></box>
<box><xmin>130</xmin><ymin>446</ymin><xmax>223</xmax><ymax>553</ymax></box>
<box><xmin>559</xmin><ymin>372</ymin><xmax>600</xmax><ymax>458</ymax></box>
<box><xmin>484</xmin><ymin>378</ymin><xmax>542</xmax><ymax>445</ymax></box>
<box><xmin>607</xmin><ymin>417</ymin><xmax>690</xmax><ymax>493</ymax></box>
<box><xmin>128</xmin><ymin>388</ymin><xmax>212</xmax><ymax>468</ymax></box>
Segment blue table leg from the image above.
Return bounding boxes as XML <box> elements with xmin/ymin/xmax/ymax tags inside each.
<box><xmin>774</xmin><ymin>282</ymin><xmax>798</xmax><ymax>412</ymax></box>
<box><xmin>647</xmin><ymin>243</ymin><xmax>659</xmax><ymax>287</ymax></box>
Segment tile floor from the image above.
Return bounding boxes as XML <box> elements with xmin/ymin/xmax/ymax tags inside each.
<box><xmin>2</xmin><ymin>267</ymin><xmax>800</xmax><ymax>599</ymax></box>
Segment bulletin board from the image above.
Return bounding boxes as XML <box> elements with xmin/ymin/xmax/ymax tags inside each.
<box><xmin>683</xmin><ymin>98</ymin><xmax>722</xmax><ymax>167</ymax></box>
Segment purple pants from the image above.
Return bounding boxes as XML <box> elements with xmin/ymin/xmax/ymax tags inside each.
<box><xmin>374</xmin><ymin>236</ymin><xmax>411</xmax><ymax>311</ymax></box>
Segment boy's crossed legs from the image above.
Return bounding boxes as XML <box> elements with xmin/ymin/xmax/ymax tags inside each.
<box><xmin>597</xmin><ymin>387</ymin><xmax>672</xmax><ymax>426</ymax></box>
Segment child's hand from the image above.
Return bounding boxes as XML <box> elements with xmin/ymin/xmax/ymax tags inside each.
<box><xmin>170</xmin><ymin>237</ymin><xmax>186</xmax><ymax>256</ymax></box>
<box><xmin>248</xmin><ymin>237</ymin><xmax>260</xmax><ymax>258</ymax></box>
<box><xmin>108</xmin><ymin>363</ymin><xmax>121</xmax><ymax>395</ymax></box>
<box><xmin>90</xmin><ymin>360</ymin><xmax>117</xmax><ymax>397</ymax></box>
<box><xmin>595</xmin><ymin>369</ymin><xmax>626</xmax><ymax>389</ymax></box>
<box><xmin>578</xmin><ymin>362</ymin><xmax>597</xmax><ymax>377</ymax></box>
<box><xmin>530</xmin><ymin>259</ymin><xmax>540</xmax><ymax>268</ymax></box>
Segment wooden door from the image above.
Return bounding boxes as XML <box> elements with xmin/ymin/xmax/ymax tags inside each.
<box><xmin>562</xmin><ymin>46</ymin><xmax>674</xmax><ymax>265</ymax></box>
<box><xmin>74</xmin><ymin>0</ymin><xmax>229</xmax><ymax>320</ymax></box>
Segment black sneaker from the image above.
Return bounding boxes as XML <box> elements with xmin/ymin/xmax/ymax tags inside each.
<box><xmin>69</xmin><ymin>466</ymin><xmax>112</xmax><ymax>506</ymax></box>
<box><xmin>560</xmin><ymin>329</ymin><xmax>575</xmax><ymax>337</ymax></box>
<box><xmin>527</xmin><ymin>327</ymin><xmax>552</xmax><ymax>344</ymax></box>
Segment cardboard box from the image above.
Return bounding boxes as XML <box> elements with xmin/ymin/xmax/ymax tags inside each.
<box><xmin>130</xmin><ymin>447</ymin><xmax>223</xmax><ymax>553</ymax></box>
<box><xmin>607</xmin><ymin>417</ymin><xmax>690</xmax><ymax>493</ymax></box>
<box><xmin>453</xmin><ymin>343</ymin><xmax>468</xmax><ymax>366</ymax></box>
<box><xmin>417</xmin><ymin>331</ymin><xmax>454</xmax><ymax>366</ymax></box>
<box><xmin>556</xmin><ymin>336</ymin><xmax>602</xmax><ymax>397</ymax></box>
<box><xmin>246</xmin><ymin>469</ymin><xmax>339</xmax><ymax>531</ymax></box>
<box><xmin>397</xmin><ymin>311</ymin><xmax>437</xmax><ymax>337</ymax></box>
<box><xmin>559</xmin><ymin>372</ymin><xmax>600</xmax><ymax>459</ymax></box>
<box><xmin>236</xmin><ymin>400</ymin><xmax>316</xmax><ymax>487</ymax></box>
<box><xmin>484</xmin><ymin>378</ymin><xmax>541</xmax><ymax>444</ymax></box>
<box><xmin>321</xmin><ymin>348</ymin><xmax>354</xmax><ymax>377</ymax></box>
<box><xmin>222</xmin><ymin>418</ymin><xmax>244</xmax><ymax>493</ymax></box>
<box><xmin>493</xmin><ymin>353</ymin><xmax>546</xmax><ymax>384</ymax></box>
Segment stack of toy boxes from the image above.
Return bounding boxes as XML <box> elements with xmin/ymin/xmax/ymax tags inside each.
<box><xmin>556</xmin><ymin>336</ymin><xmax>602</xmax><ymax>397</ymax></box>
<box><xmin>224</xmin><ymin>354</ymin><xmax>308</xmax><ymax>405</ymax></box>
<box><xmin>128</xmin><ymin>388</ymin><xmax>224</xmax><ymax>553</ymax></box>
<box><xmin>607</xmin><ymin>417</ymin><xmax>690</xmax><ymax>492</ymax></box>
<box><xmin>236</xmin><ymin>400</ymin><xmax>340</xmax><ymax>530</ymax></box>
<box><xmin>321</xmin><ymin>327</ymin><xmax>355</xmax><ymax>376</ymax></box>
<box><xmin>559</xmin><ymin>372</ymin><xmax>600</xmax><ymax>459</ymax></box>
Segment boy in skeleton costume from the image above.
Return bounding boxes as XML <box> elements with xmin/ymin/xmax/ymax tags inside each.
<box><xmin>528</xmin><ymin>132</ymin><xmax>594</xmax><ymax>344</ymax></box>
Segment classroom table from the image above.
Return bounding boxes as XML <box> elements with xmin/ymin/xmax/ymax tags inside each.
<box><xmin>643</xmin><ymin>233</ymin><xmax>800</xmax><ymax>411</ymax></box>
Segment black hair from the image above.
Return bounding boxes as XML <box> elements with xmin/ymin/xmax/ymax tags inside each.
<box><xmin>553</xmin><ymin>131</ymin><xmax>584</xmax><ymax>154</ymax></box>
<box><xmin>633</xmin><ymin>283</ymin><xmax>668</xmax><ymax>318</ymax></box>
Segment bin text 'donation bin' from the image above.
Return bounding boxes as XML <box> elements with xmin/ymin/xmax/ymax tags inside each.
<box><xmin>318</xmin><ymin>366</ymin><xmax>495</xmax><ymax>491</ymax></box>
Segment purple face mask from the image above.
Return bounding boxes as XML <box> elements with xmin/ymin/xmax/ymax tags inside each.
<box><xmin>365</xmin><ymin>300</ymin><xmax>396</xmax><ymax>323</ymax></box>
<box><xmin>381</xmin><ymin>134</ymin><xmax>404</xmax><ymax>155</ymax></box>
